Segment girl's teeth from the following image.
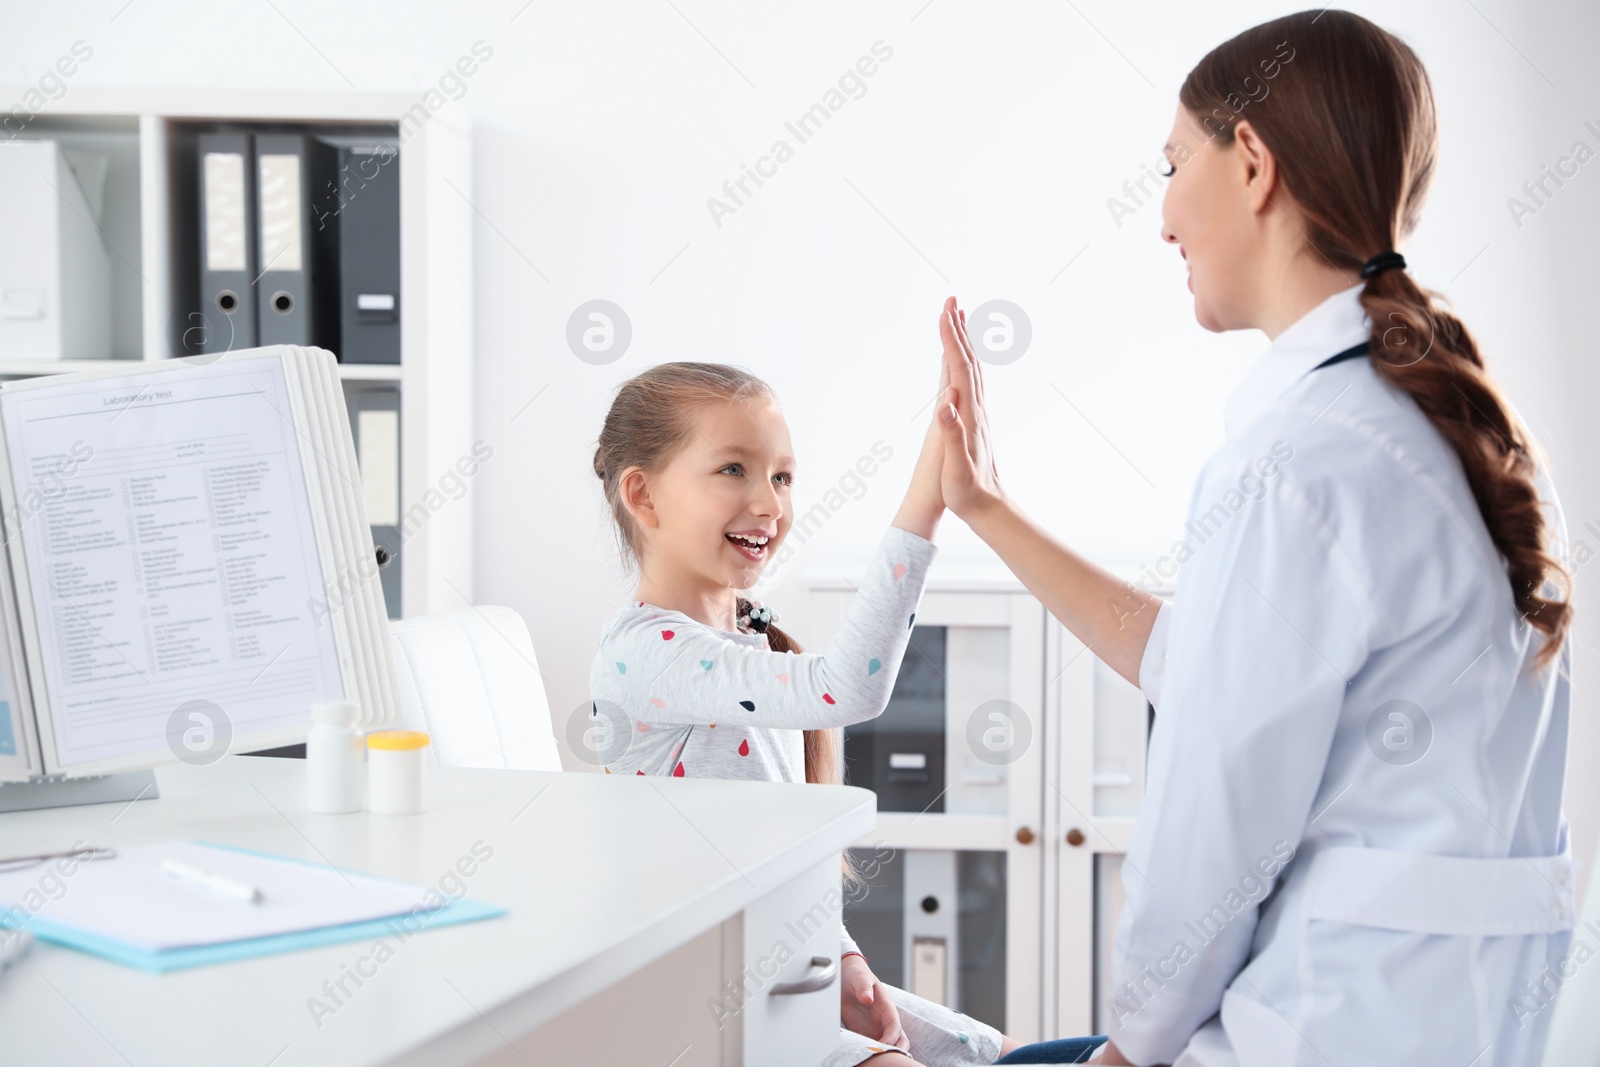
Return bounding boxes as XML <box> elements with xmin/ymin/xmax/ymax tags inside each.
<box><xmin>727</xmin><ymin>534</ymin><xmax>767</xmax><ymax>557</ymax></box>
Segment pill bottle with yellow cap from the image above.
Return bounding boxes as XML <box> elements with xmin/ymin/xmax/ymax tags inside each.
<box><xmin>366</xmin><ymin>730</ymin><xmax>430</xmax><ymax>815</ymax></box>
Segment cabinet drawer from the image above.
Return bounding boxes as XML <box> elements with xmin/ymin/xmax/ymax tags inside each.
<box><xmin>507</xmin><ymin>924</ymin><xmax>726</xmax><ymax>1066</ymax></box>
<box><xmin>727</xmin><ymin>854</ymin><xmax>845</xmax><ymax>1066</ymax></box>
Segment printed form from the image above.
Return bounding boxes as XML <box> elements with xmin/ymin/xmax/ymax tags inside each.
<box><xmin>0</xmin><ymin>358</ymin><xmax>344</xmax><ymax>767</ymax></box>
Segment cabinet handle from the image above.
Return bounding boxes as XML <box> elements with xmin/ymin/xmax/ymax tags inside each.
<box><xmin>1015</xmin><ymin>826</ymin><xmax>1036</xmax><ymax>845</ymax></box>
<box><xmin>1066</xmin><ymin>828</ymin><xmax>1086</xmax><ymax>847</ymax></box>
<box><xmin>769</xmin><ymin>955</ymin><xmax>837</xmax><ymax>996</ymax></box>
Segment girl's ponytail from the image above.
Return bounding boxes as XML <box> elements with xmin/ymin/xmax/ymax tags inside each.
<box><xmin>738</xmin><ymin>596</ymin><xmax>863</xmax><ymax>888</ymax></box>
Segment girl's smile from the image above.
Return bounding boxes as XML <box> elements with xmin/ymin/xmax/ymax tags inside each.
<box><xmin>618</xmin><ymin>394</ymin><xmax>796</xmax><ymax>629</ymax></box>
<box><xmin>724</xmin><ymin>529</ymin><xmax>773</xmax><ymax>562</ymax></box>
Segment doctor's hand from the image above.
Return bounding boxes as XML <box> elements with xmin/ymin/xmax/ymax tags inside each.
<box><xmin>839</xmin><ymin>954</ymin><xmax>910</xmax><ymax>1052</ymax></box>
<box><xmin>934</xmin><ymin>296</ymin><xmax>1005</xmax><ymax>519</ymax></box>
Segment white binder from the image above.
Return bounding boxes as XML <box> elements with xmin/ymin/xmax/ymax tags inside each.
<box><xmin>0</xmin><ymin>140</ymin><xmax>112</xmax><ymax>361</ymax></box>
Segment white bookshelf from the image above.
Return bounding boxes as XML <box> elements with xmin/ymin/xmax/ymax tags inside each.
<box><xmin>0</xmin><ymin>87</ymin><xmax>474</xmax><ymax>620</ymax></box>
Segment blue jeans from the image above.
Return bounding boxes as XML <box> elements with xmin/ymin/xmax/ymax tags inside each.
<box><xmin>994</xmin><ymin>1036</ymin><xmax>1106</xmax><ymax>1064</ymax></box>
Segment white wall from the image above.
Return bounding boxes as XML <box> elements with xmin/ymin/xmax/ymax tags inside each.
<box><xmin>4</xmin><ymin>0</ymin><xmax>1595</xmax><ymax>892</ymax></box>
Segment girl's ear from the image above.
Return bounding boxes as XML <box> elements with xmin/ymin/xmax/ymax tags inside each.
<box><xmin>1232</xmin><ymin>119</ymin><xmax>1278</xmax><ymax>214</ymax></box>
<box><xmin>619</xmin><ymin>467</ymin><xmax>660</xmax><ymax>530</ymax></box>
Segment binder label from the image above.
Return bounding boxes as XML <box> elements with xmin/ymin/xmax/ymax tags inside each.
<box><xmin>202</xmin><ymin>153</ymin><xmax>247</xmax><ymax>273</ymax></box>
<box><xmin>258</xmin><ymin>154</ymin><xmax>303</xmax><ymax>272</ymax></box>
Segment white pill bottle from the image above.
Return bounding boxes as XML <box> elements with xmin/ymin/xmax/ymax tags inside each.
<box><xmin>307</xmin><ymin>699</ymin><xmax>365</xmax><ymax>814</ymax></box>
<box><xmin>366</xmin><ymin>730</ymin><xmax>431</xmax><ymax>815</ymax></box>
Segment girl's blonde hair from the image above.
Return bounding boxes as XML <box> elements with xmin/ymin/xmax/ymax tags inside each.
<box><xmin>594</xmin><ymin>361</ymin><xmax>862</xmax><ymax>887</ymax></box>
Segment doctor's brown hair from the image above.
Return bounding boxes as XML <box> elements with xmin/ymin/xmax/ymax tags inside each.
<box><xmin>1180</xmin><ymin>9</ymin><xmax>1571</xmax><ymax>668</ymax></box>
<box><xmin>594</xmin><ymin>362</ymin><xmax>863</xmax><ymax>886</ymax></box>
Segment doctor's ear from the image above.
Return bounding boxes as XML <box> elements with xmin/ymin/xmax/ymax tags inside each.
<box><xmin>1231</xmin><ymin>119</ymin><xmax>1279</xmax><ymax>212</ymax></box>
<box><xmin>619</xmin><ymin>467</ymin><xmax>661</xmax><ymax>531</ymax></box>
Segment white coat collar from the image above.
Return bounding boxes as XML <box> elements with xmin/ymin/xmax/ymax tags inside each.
<box><xmin>1223</xmin><ymin>283</ymin><xmax>1372</xmax><ymax>440</ymax></box>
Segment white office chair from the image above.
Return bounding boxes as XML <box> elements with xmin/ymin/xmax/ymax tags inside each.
<box><xmin>1543</xmin><ymin>833</ymin><xmax>1600</xmax><ymax>1064</ymax></box>
<box><xmin>387</xmin><ymin>605</ymin><xmax>563</xmax><ymax>772</ymax></box>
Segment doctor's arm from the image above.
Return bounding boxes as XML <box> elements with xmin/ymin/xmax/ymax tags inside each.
<box><xmin>930</xmin><ymin>297</ymin><xmax>1163</xmax><ymax>688</ymax></box>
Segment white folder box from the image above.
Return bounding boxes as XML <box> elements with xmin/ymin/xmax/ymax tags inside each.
<box><xmin>0</xmin><ymin>139</ymin><xmax>112</xmax><ymax>361</ymax></box>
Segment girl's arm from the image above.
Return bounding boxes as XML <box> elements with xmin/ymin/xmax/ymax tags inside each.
<box><xmin>932</xmin><ymin>297</ymin><xmax>1162</xmax><ymax>687</ymax></box>
<box><xmin>597</xmin><ymin>524</ymin><xmax>936</xmax><ymax>731</ymax></box>
<box><xmin>890</xmin><ymin>341</ymin><xmax>951</xmax><ymax>543</ymax></box>
<box><xmin>599</xmin><ymin>328</ymin><xmax>952</xmax><ymax>732</ymax></box>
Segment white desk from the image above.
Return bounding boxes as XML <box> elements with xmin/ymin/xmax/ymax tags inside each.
<box><xmin>0</xmin><ymin>755</ymin><xmax>875</xmax><ymax>1066</ymax></box>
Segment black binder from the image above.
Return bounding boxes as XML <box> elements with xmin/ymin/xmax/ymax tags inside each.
<box><xmin>344</xmin><ymin>383</ymin><xmax>402</xmax><ymax>618</ymax></box>
<box><xmin>253</xmin><ymin>134</ymin><xmax>340</xmax><ymax>348</ymax></box>
<box><xmin>196</xmin><ymin>132</ymin><xmax>258</xmax><ymax>354</ymax></box>
<box><xmin>334</xmin><ymin>145</ymin><xmax>401</xmax><ymax>364</ymax></box>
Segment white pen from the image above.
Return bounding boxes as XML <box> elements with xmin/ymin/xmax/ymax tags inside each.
<box><xmin>161</xmin><ymin>858</ymin><xmax>263</xmax><ymax>904</ymax></box>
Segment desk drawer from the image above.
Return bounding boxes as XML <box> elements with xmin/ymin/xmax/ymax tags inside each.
<box><xmin>726</xmin><ymin>854</ymin><xmax>845</xmax><ymax>1066</ymax></box>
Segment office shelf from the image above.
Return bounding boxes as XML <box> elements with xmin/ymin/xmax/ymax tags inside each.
<box><xmin>0</xmin><ymin>86</ymin><xmax>474</xmax><ymax>620</ymax></box>
<box><xmin>0</xmin><ymin>359</ymin><xmax>405</xmax><ymax>382</ymax></box>
<box><xmin>0</xmin><ymin>359</ymin><xmax>141</xmax><ymax>377</ymax></box>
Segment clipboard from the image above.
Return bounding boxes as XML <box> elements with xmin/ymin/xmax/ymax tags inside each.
<box><xmin>0</xmin><ymin>840</ymin><xmax>506</xmax><ymax>973</ymax></box>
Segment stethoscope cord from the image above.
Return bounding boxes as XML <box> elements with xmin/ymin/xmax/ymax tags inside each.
<box><xmin>1311</xmin><ymin>340</ymin><xmax>1371</xmax><ymax>372</ymax></box>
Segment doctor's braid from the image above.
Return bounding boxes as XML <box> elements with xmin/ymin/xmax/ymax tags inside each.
<box><xmin>593</xmin><ymin>361</ymin><xmax>863</xmax><ymax>886</ymax></box>
<box><xmin>1181</xmin><ymin>9</ymin><xmax>1570</xmax><ymax>669</ymax></box>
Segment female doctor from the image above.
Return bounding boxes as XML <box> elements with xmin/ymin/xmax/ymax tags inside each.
<box><xmin>933</xmin><ymin>10</ymin><xmax>1576</xmax><ymax>1067</ymax></box>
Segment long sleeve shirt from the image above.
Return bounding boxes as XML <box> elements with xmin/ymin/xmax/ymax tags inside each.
<box><xmin>588</xmin><ymin>523</ymin><xmax>938</xmax><ymax>960</ymax></box>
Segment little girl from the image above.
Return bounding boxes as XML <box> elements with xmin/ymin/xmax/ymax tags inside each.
<box><xmin>587</xmin><ymin>361</ymin><xmax>1021</xmax><ymax>1067</ymax></box>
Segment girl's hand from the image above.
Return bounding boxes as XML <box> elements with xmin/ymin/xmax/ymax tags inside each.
<box><xmin>892</xmin><ymin>318</ymin><xmax>954</xmax><ymax>542</ymax></box>
<box><xmin>839</xmin><ymin>955</ymin><xmax>909</xmax><ymax>1051</ymax></box>
<box><xmin>935</xmin><ymin>296</ymin><xmax>1005</xmax><ymax>519</ymax></box>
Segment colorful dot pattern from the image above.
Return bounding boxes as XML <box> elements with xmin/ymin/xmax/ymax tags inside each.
<box><xmin>602</xmin><ymin>553</ymin><xmax>918</xmax><ymax>778</ymax></box>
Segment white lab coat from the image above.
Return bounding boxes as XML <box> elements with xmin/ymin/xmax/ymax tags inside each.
<box><xmin>1110</xmin><ymin>283</ymin><xmax>1575</xmax><ymax>1067</ymax></box>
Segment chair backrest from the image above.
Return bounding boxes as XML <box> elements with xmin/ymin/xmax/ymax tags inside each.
<box><xmin>388</xmin><ymin>605</ymin><xmax>562</xmax><ymax>772</ymax></box>
<box><xmin>1542</xmin><ymin>837</ymin><xmax>1600</xmax><ymax>1064</ymax></box>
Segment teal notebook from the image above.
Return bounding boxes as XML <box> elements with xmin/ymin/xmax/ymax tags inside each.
<box><xmin>0</xmin><ymin>841</ymin><xmax>507</xmax><ymax>973</ymax></box>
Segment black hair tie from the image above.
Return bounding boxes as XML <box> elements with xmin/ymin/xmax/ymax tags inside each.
<box><xmin>1360</xmin><ymin>251</ymin><xmax>1406</xmax><ymax>279</ymax></box>
<box><xmin>737</xmin><ymin>599</ymin><xmax>778</xmax><ymax>634</ymax></box>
